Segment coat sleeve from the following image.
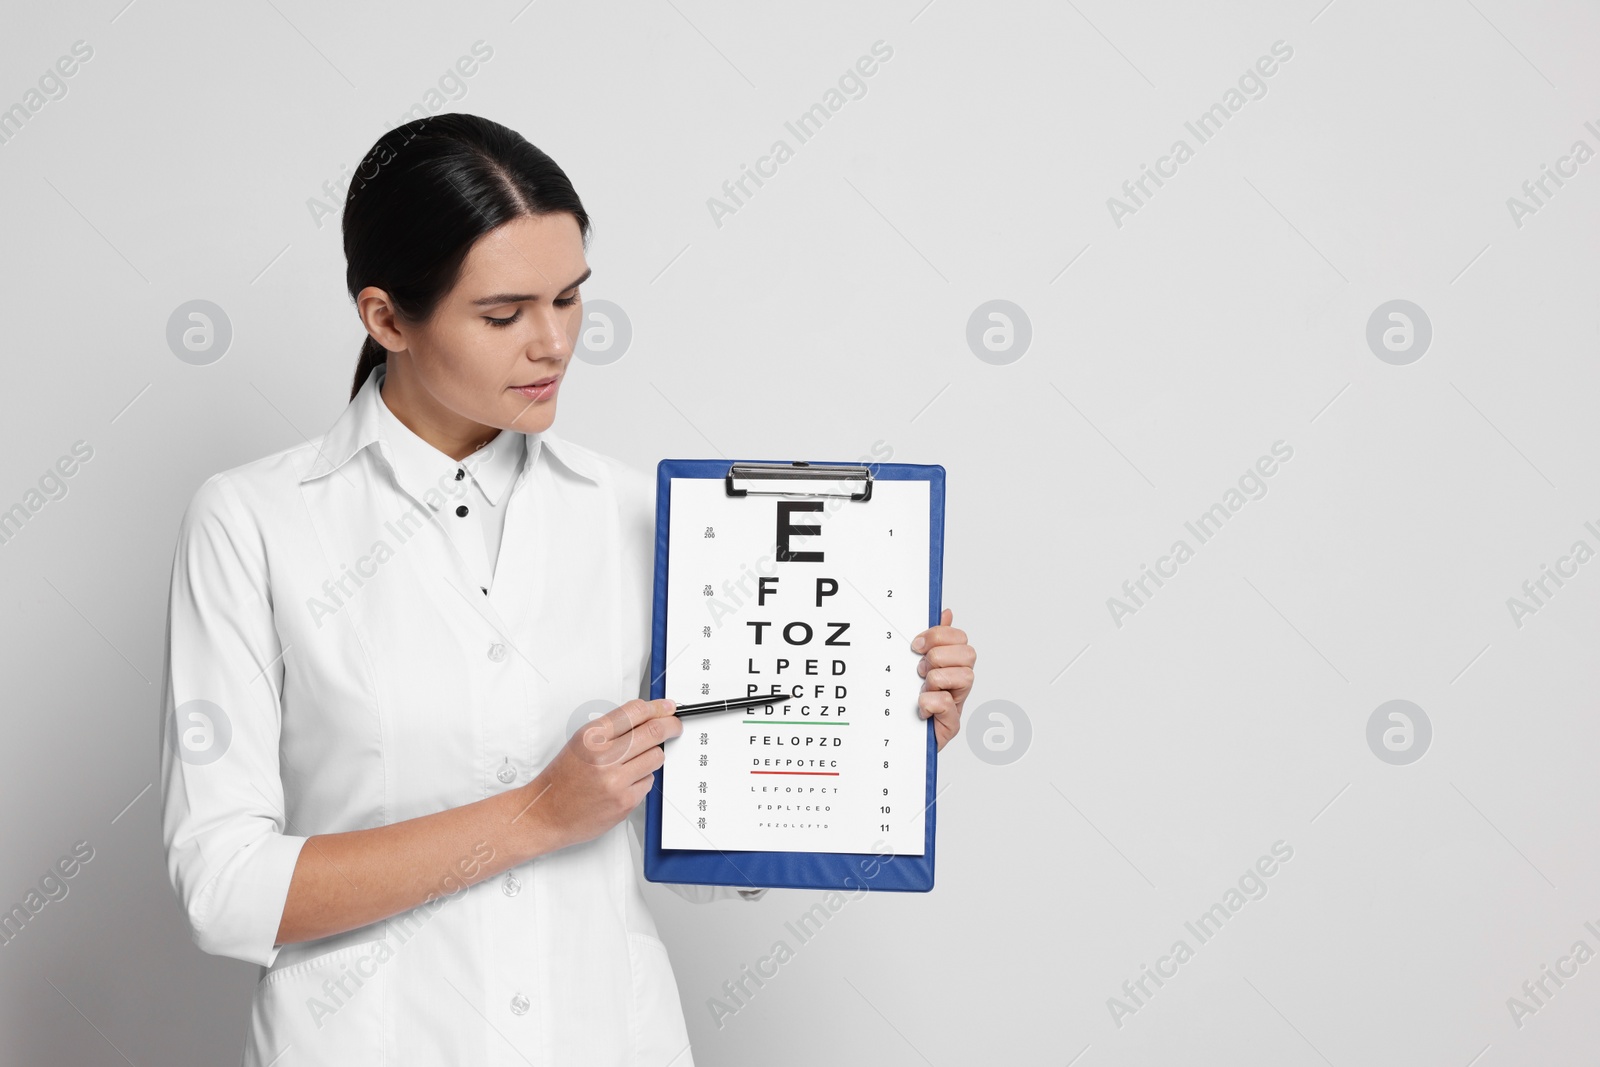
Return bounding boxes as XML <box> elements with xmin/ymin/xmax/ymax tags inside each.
<box><xmin>158</xmin><ymin>471</ymin><xmax>308</xmax><ymax>967</ymax></box>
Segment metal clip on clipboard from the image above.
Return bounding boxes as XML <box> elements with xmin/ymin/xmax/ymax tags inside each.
<box><xmin>723</xmin><ymin>461</ymin><xmax>874</xmax><ymax>502</ymax></box>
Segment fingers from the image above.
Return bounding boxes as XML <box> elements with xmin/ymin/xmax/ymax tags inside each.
<box><xmin>907</xmin><ymin>609</ymin><xmax>973</xmax><ymax>748</ymax></box>
<box><xmin>916</xmin><ymin>643</ymin><xmax>976</xmax><ymax>673</ymax></box>
<box><xmin>924</xmin><ymin>695</ymin><xmax>960</xmax><ymax>753</ymax></box>
<box><xmin>627</xmin><ymin>771</ymin><xmax>658</xmax><ymax>808</ymax></box>
<box><xmin>577</xmin><ymin>700</ymin><xmax>679</xmax><ymax>773</ymax></box>
<box><xmin>620</xmin><ymin>749</ymin><xmax>666</xmax><ymax>820</ymax></box>
<box><xmin>917</xmin><ymin>688</ymin><xmax>958</xmax><ymax>722</ymax></box>
<box><xmin>589</xmin><ymin>697</ymin><xmax>676</xmax><ymax>745</ymax></box>
<box><xmin>627</xmin><ymin>709</ymin><xmax>682</xmax><ymax>750</ymax></box>
<box><xmin>919</xmin><ymin>689</ymin><xmax>962</xmax><ymax>753</ymax></box>
<box><xmin>920</xmin><ymin>664</ymin><xmax>975</xmax><ymax>695</ymax></box>
<box><xmin>911</xmin><ymin>625</ymin><xmax>967</xmax><ymax>653</ymax></box>
<box><xmin>620</xmin><ymin>741</ymin><xmax>668</xmax><ymax>786</ymax></box>
<box><xmin>585</xmin><ymin>701</ymin><xmax>637</xmax><ymax>746</ymax></box>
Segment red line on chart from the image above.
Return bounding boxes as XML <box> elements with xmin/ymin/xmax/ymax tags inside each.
<box><xmin>750</xmin><ymin>771</ymin><xmax>840</xmax><ymax>776</ymax></box>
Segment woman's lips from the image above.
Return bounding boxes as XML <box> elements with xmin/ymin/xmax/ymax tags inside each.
<box><xmin>510</xmin><ymin>376</ymin><xmax>560</xmax><ymax>400</ymax></box>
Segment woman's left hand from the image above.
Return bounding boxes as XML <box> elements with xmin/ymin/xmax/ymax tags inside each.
<box><xmin>912</xmin><ymin>608</ymin><xmax>975</xmax><ymax>753</ymax></box>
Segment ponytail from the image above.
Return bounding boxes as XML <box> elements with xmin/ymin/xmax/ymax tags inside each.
<box><xmin>350</xmin><ymin>335</ymin><xmax>388</xmax><ymax>402</ymax></box>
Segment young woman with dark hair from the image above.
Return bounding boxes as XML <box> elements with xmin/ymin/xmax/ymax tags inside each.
<box><xmin>158</xmin><ymin>112</ymin><xmax>976</xmax><ymax>1065</ymax></box>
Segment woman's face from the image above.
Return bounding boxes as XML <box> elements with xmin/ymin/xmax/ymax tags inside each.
<box><xmin>363</xmin><ymin>211</ymin><xmax>589</xmax><ymax>453</ymax></box>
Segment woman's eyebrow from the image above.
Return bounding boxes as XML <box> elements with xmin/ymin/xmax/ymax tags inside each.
<box><xmin>470</xmin><ymin>267</ymin><xmax>592</xmax><ymax>307</ymax></box>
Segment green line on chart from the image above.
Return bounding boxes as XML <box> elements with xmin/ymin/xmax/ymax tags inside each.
<box><xmin>742</xmin><ymin>720</ymin><xmax>851</xmax><ymax>725</ymax></box>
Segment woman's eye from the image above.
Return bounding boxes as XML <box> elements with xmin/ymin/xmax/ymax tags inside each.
<box><xmin>487</xmin><ymin>294</ymin><xmax>577</xmax><ymax>324</ymax></box>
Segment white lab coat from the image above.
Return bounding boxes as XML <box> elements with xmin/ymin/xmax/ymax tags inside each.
<box><xmin>158</xmin><ymin>363</ymin><xmax>764</xmax><ymax>1065</ymax></box>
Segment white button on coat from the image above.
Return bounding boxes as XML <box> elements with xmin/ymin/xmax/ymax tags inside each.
<box><xmin>159</xmin><ymin>363</ymin><xmax>765</xmax><ymax>1066</ymax></box>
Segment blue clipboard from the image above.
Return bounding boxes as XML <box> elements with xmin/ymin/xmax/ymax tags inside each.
<box><xmin>643</xmin><ymin>458</ymin><xmax>944</xmax><ymax>893</ymax></box>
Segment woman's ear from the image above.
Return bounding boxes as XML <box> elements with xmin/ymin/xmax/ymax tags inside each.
<box><xmin>356</xmin><ymin>287</ymin><xmax>406</xmax><ymax>353</ymax></box>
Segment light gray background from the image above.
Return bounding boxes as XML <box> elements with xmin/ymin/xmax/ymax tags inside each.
<box><xmin>2</xmin><ymin>1</ymin><xmax>1596</xmax><ymax>1064</ymax></box>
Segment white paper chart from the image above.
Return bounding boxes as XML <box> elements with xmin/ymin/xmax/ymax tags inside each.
<box><xmin>659</xmin><ymin>477</ymin><xmax>931</xmax><ymax>855</ymax></box>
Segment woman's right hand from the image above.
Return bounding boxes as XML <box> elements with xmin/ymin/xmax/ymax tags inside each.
<box><xmin>520</xmin><ymin>697</ymin><xmax>682</xmax><ymax>852</ymax></box>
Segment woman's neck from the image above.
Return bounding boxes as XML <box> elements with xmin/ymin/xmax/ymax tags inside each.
<box><xmin>378</xmin><ymin>365</ymin><xmax>500</xmax><ymax>462</ymax></box>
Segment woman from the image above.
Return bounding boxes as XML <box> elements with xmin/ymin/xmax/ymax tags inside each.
<box><xmin>158</xmin><ymin>113</ymin><xmax>977</xmax><ymax>1065</ymax></box>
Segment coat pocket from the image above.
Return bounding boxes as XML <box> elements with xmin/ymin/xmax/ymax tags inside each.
<box><xmin>628</xmin><ymin>931</ymin><xmax>694</xmax><ymax>1067</ymax></box>
<box><xmin>247</xmin><ymin>939</ymin><xmax>389</xmax><ymax>1065</ymax></box>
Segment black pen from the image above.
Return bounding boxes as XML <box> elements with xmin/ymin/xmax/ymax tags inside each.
<box><xmin>671</xmin><ymin>694</ymin><xmax>787</xmax><ymax>718</ymax></box>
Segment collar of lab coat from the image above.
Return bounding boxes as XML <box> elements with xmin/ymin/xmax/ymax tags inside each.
<box><xmin>299</xmin><ymin>362</ymin><xmax>602</xmax><ymax>489</ymax></box>
<box><xmin>370</xmin><ymin>374</ymin><xmax>524</xmax><ymax>507</ymax></box>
